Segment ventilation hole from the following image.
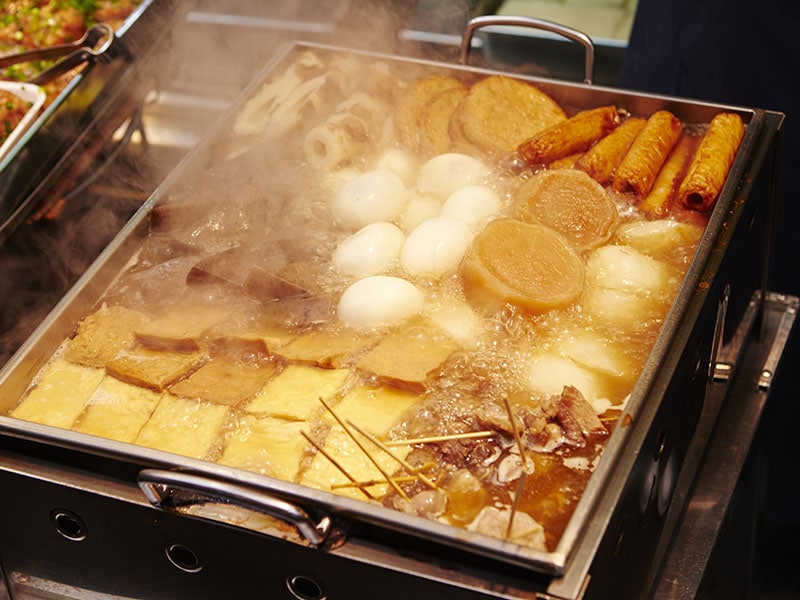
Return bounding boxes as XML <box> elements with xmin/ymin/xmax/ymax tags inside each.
<box><xmin>286</xmin><ymin>574</ymin><xmax>326</xmax><ymax>600</ymax></box>
<box><xmin>50</xmin><ymin>510</ymin><xmax>87</xmax><ymax>542</ymax></box>
<box><xmin>165</xmin><ymin>543</ymin><xmax>203</xmax><ymax>573</ymax></box>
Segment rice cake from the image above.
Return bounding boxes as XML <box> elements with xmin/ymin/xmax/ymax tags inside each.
<box><xmin>218</xmin><ymin>415</ymin><xmax>307</xmax><ymax>481</ymax></box>
<box><xmin>134</xmin><ymin>394</ymin><xmax>229</xmax><ymax>459</ymax></box>
<box><xmin>74</xmin><ymin>376</ymin><xmax>163</xmax><ymax>442</ymax></box>
<box><xmin>245</xmin><ymin>364</ymin><xmax>350</xmax><ymax>421</ymax></box>
<box><xmin>10</xmin><ymin>358</ymin><xmax>104</xmax><ymax>428</ymax></box>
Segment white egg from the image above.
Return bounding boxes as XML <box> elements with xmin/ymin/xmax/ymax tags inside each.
<box><xmin>333</xmin><ymin>222</ymin><xmax>405</xmax><ymax>277</ymax></box>
<box><xmin>400</xmin><ymin>217</ymin><xmax>472</xmax><ymax>277</ymax></box>
<box><xmin>374</xmin><ymin>148</ymin><xmax>418</xmax><ymax>186</ymax></box>
<box><xmin>416</xmin><ymin>153</ymin><xmax>491</xmax><ymax>199</ymax></box>
<box><xmin>397</xmin><ymin>192</ymin><xmax>444</xmax><ymax>232</ymax></box>
<box><xmin>440</xmin><ymin>185</ymin><xmax>501</xmax><ymax>230</ymax></box>
<box><xmin>333</xmin><ymin>169</ymin><xmax>407</xmax><ymax>230</ymax></box>
<box><xmin>337</xmin><ymin>276</ymin><xmax>424</xmax><ymax>330</ymax></box>
<box><xmin>320</xmin><ymin>166</ymin><xmax>362</xmax><ymax>195</ymax></box>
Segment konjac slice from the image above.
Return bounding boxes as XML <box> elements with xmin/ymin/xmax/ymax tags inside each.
<box><xmin>513</xmin><ymin>169</ymin><xmax>619</xmax><ymax>252</ymax></box>
<box><xmin>460</xmin><ymin>219</ymin><xmax>585</xmax><ymax>314</ymax></box>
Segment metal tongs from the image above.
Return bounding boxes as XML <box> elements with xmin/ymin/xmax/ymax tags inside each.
<box><xmin>0</xmin><ymin>23</ymin><xmax>115</xmax><ymax>86</ymax></box>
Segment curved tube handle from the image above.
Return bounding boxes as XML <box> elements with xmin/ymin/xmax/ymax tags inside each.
<box><xmin>459</xmin><ymin>15</ymin><xmax>595</xmax><ymax>84</ymax></box>
<box><xmin>137</xmin><ymin>469</ymin><xmax>337</xmax><ymax>548</ymax></box>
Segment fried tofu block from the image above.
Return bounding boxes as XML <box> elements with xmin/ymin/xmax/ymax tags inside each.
<box><xmin>245</xmin><ymin>364</ymin><xmax>350</xmax><ymax>420</ymax></box>
<box><xmin>106</xmin><ymin>347</ymin><xmax>204</xmax><ymax>391</ymax></box>
<box><xmin>74</xmin><ymin>376</ymin><xmax>163</xmax><ymax>442</ymax></box>
<box><xmin>453</xmin><ymin>75</ymin><xmax>566</xmax><ymax>155</ymax></box>
<box><xmin>300</xmin><ymin>384</ymin><xmax>419</xmax><ymax>499</ymax></box>
<box><xmin>356</xmin><ymin>325</ymin><xmax>457</xmax><ymax>390</ymax></box>
<box><xmin>134</xmin><ymin>394</ymin><xmax>229</xmax><ymax>459</ymax></box>
<box><xmin>10</xmin><ymin>358</ymin><xmax>104</xmax><ymax>429</ymax></box>
<box><xmin>169</xmin><ymin>355</ymin><xmax>277</xmax><ymax>406</ymax></box>
<box><xmin>64</xmin><ymin>305</ymin><xmax>149</xmax><ymax>368</ymax></box>
<box><xmin>133</xmin><ymin>305</ymin><xmax>236</xmax><ymax>352</ymax></box>
<box><xmin>275</xmin><ymin>328</ymin><xmax>375</xmax><ymax>368</ymax></box>
<box><xmin>219</xmin><ymin>415</ymin><xmax>307</xmax><ymax>481</ymax></box>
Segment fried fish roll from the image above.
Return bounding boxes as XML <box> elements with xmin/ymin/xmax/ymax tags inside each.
<box><xmin>677</xmin><ymin>112</ymin><xmax>745</xmax><ymax>212</ymax></box>
<box><xmin>575</xmin><ymin>117</ymin><xmax>646</xmax><ymax>184</ymax></box>
<box><xmin>638</xmin><ymin>135</ymin><xmax>697</xmax><ymax>216</ymax></box>
<box><xmin>518</xmin><ymin>105</ymin><xmax>620</xmax><ymax>165</ymax></box>
<box><xmin>612</xmin><ymin>110</ymin><xmax>683</xmax><ymax>197</ymax></box>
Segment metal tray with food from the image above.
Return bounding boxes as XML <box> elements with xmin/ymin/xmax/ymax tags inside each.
<box><xmin>0</xmin><ymin>24</ymin><xmax>782</xmax><ymax>599</ymax></box>
<box><xmin>0</xmin><ymin>0</ymin><xmax>182</xmax><ymax>243</ymax></box>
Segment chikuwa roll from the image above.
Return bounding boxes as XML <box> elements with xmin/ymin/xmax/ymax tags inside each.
<box><xmin>575</xmin><ymin>117</ymin><xmax>645</xmax><ymax>185</ymax></box>
<box><xmin>677</xmin><ymin>112</ymin><xmax>745</xmax><ymax>212</ymax></box>
<box><xmin>612</xmin><ymin>110</ymin><xmax>683</xmax><ymax>197</ymax></box>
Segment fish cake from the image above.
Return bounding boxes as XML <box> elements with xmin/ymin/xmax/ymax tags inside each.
<box><xmin>394</xmin><ymin>75</ymin><xmax>465</xmax><ymax>152</ymax></box>
<box><xmin>418</xmin><ymin>85</ymin><xmax>468</xmax><ymax>157</ymax></box>
<box><xmin>453</xmin><ymin>75</ymin><xmax>566</xmax><ymax>156</ymax></box>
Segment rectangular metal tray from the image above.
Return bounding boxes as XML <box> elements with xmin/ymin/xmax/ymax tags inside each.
<box><xmin>0</xmin><ymin>41</ymin><xmax>782</xmax><ymax>598</ymax></box>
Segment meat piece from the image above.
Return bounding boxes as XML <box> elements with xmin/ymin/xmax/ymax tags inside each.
<box><xmin>243</xmin><ymin>265</ymin><xmax>311</xmax><ymax>302</ymax></box>
<box><xmin>556</xmin><ymin>385</ymin><xmax>607</xmax><ymax>446</ymax></box>
<box><xmin>186</xmin><ymin>246</ymin><xmax>256</xmax><ymax>288</ymax></box>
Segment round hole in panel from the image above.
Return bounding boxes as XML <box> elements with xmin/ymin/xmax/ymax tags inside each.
<box><xmin>165</xmin><ymin>543</ymin><xmax>203</xmax><ymax>574</ymax></box>
<box><xmin>286</xmin><ymin>573</ymin><xmax>327</xmax><ymax>600</ymax></box>
<box><xmin>50</xmin><ymin>509</ymin><xmax>88</xmax><ymax>542</ymax></box>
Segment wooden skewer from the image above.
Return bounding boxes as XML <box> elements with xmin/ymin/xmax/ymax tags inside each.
<box><xmin>318</xmin><ymin>397</ymin><xmax>409</xmax><ymax>501</ymax></box>
<box><xmin>332</xmin><ymin>475</ymin><xmax>419</xmax><ymax>490</ymax></box>
<box><xmin>506</xmin><ymin>470</ymin><xmax>527</xmax><ymax>540</ymax></box>
<box><xmin>347</xmin><ymin>420</ymin><xmax>439</xmax><ymax>491</ymax></box>
<box><xmin>502</xmin><ymin>394</ymin><xmax>529</xmax><ymax>470</ymax></box>
<box><xmin>384</xmin><ymin>430</ymin><xmax>496</xmax><ymax>447</ymax></box>
<box><xmin>300</xmin><ymin>430</ymin><xmax>375</xmax><ymax>501</ymax></box>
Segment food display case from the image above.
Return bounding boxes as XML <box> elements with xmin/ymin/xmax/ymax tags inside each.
<box><xmin>0</xmin><ymin>5</ymin><xmax>791</xmax><ymax>600</ymax></box>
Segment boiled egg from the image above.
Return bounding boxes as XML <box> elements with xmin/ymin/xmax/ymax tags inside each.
<box><xmin>397</xmin><ymin>191</ymin><xmax>444</xmax><ymax>233</ymax></box>
<box><xmin>400</xmin><ymin>216</ymin><xmax>472</xmax><ymax>277</ymax></box>
<box><xmin>333</xmin><ymin>169</ymin><xmax>407</xmax><ymax>230</ymax></box>
<box><xmin>440</xmin><ymin>184</ymin><xmax>501</xmax><ymax>230</ymax></box>
<box><xmin>333</xmin><ymin>222</ymin><xmax>405</xmax><ymax>277</ymax></box>
<box><xmin>374</xmin><ymin>148</ymin><xmax>418</xmax><ymax>186</ymax></box>
<box><xmin>416</xmin><ymin>153</ymin><xmax>491</xmax><ymax>199</ymax></box>
<box><xmin>337</xmin><ymin>275</ymin><xmax>424</xmax><ymax>330</ymax></box>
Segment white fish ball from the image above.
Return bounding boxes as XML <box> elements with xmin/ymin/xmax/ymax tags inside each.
<box><xmin>333</xmin><ymin>222</ymin><xmax>405</xmax><ymax>277</ymax></box>
<box><xmin>337</xmin><ymin>276</ymin><xmax>423</xmax><ymax>330</ymax></box>
<box><xmin>333</xmin><ymin>169</ymin><xmax>407</xmax><ymax>230</ymax></box>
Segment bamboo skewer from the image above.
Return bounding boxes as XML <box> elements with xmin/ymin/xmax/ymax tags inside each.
<box><xmin>300</xmin><ymin>430</ymin><xmax>375</xmax><ymax>501</ymax></box>
<box><xmin>383</xmin><ymin>430</ymin><xmax>496</xmax><ymax>447</ymax></box>
<box><xmin>347</xmin><ymin>420</ymin><xmax>440</xmax><ymax>491</ymax></box>
<box><xmin>318</xmin><ymin>397</ymin><xmax>409</xmax><ymax>501</ymax></box>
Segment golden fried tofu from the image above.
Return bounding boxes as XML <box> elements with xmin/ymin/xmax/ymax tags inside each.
<box><xmin>10</xmin><ymin>358</ymin><xmax>104</xmax><ymax>429</ymax></box>
<box><xmin>218</xmin><ymin>415</ymin><xmax>307</xmax><ymax>481</ymax></box>
<box><xmin>64</xmin><ymin>305</ymin><xmax>149</xmax><ymax>368</ymax></box>
<box><xmin>275</xmin><ymin>328</ymin><xmax>375</xmax><ymax>368</ymax></box>
<box><xmin>133</xmin><ymin>304</ymin><xmax>237</xmax><ymax>352</ymax></box>
<box><xmin>169</xmin><ymin>355</ymin><xmax>278</xmax><ymax>406</ymax></box>
<box><xmin>134</xmin><ymin>394</ymin><xmax>229</xmax><ymax>459</ymax></box>
<box><xmin>106</xmin><ymin>347</ymin><xmax>204</xmax><ymax>391</ymax></box>
<box><xmin>300</xmin><ymin>384</ymin><xmax>419</xmax><ymax>500</ymax></box>
<box><xmin>452</xmin><ymin>75</ymin><xmax>566</xmax><ymax>156</ymax></box>
<box><xmin>357</xmin><ymin>325</ymin><xmax>457</xmax><ymax>390</ymax></box>
<box><xmin>245</xmin><ymin>364</ymin><xmax>351</xmax><ymax>421</ymax></box>
<box><xmin>74</xmin><ymin>376</ymin><xmax>163</xmax><ymax>442</ymax></box>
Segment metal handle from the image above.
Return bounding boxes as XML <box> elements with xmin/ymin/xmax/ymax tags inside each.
<box><xmin>137</xmin><ymin>469</ymin><xmax>336</xmax><ymax>548</ymax></box>
<box><xmin>459</xmin><ymin>15</ymin><xmax>595</xmax><ymax>84</ymax></box>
